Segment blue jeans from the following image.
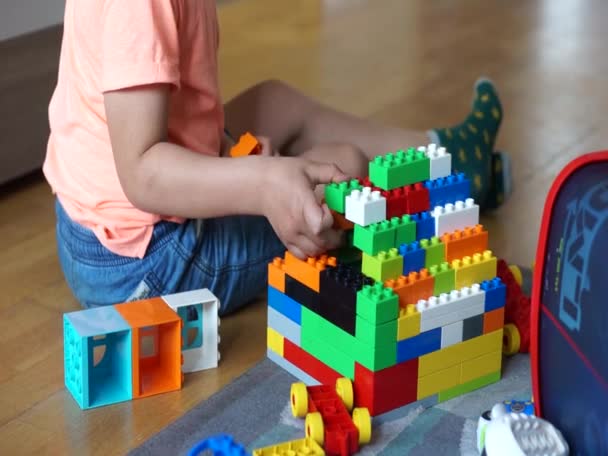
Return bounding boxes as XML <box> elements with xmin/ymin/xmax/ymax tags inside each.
<box><xmin>55</xmin><ymin>200</ymin><xmax>285</xmax><ymax>316</ymax></box>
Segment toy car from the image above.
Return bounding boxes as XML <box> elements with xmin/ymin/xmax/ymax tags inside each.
<box><xmin>290</xmin><ymin>378</ymin><xmax>372</xmax><ymax>456</ymax></box>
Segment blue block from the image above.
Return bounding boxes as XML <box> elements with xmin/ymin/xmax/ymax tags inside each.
<box><xmin>398</xmin><ymin>241</ymin><xmax>426</xmax><ymax>275</ymax></box>
<box><xmin>481</xmin><ymin>277</ymin><xmax>507</xmax><ymax>312</ymax></box>
<box><xmin>425</xmin><ymin>173</ymin><xmax>471</xmax><ymax>208</ymax></box>
<box><xmin>412</xmin><ymin>211</ymin><xmax>435</xmax><ymax>241</ymax></box>
<box><xmin>397</xmin><ymin>328</ymin><xmax>441</xmax><ymax>362</ymax></box>
<box><xmin>267</xmin><ymin>286</ymin><xmax>302</xmax><ymax>324</ymax></box>
<box><xmin>267</xmin><ymin>306</ymin><xmax>301</xmax><ymax>346</ymax></box>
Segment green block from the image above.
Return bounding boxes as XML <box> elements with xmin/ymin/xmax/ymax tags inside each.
<box><xmin>394</xmin><ymin>215</ymin><xmax>416</xmax><ymax>245</ymax></box>
<box><xmin>324</xmin><ymin>179</ymin><xmax>362</xmax><ymax>213</ymax></box>
<box><xmin>421</xmin><ymin>237</ymin><xmax>445</xmax><ymax>268</ymax></box>
<box><xmin>369</xmin><ymin>148</ymin><xmax>431</xmax><ymax>190</ymax></box>
<box><xmin>438</xmin><ymin>371</ymin><xmax>501</xmax><ymax>403</ymax></box>
<box><xmin>301</xmin><ymin>308</ymin><xmax>356</xmax><ymax>358</ymax></box>
<box><xmin>356</xmin><ymin>283</ymin><xmax>399</xmax><ymax>324</ymax></box>
<box><xmin>356</xmin><ymin>315</ymin><xmax>397</xmax><ymax>347</ymax></box>
<box><xmin>429</xmin><ymin>262</ymin><xmax>456</xmax><ymax>295</ymax></box>
<box><xmin>353</xmin><ymin>219</ymin><xmax>395</xmax><ymax>255</ymax></box>
<box><xmin>362</xmin><ymin>248</ymin><xmax>403</xmax><ymax>282</ymax></box>
<box><xmin>302</xmin><ymin>333</ymin><xmax>355</xmax><ymax>379</ymax></box>
<box><xmin>355</xmin><ymin>339</ymin><xmax>397</xmax><ymax>371</ymax></box>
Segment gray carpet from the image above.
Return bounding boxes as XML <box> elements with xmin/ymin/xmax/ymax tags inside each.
<box><xmin>130</xmin><ymin>354</ymin><xmax>531</xmax><ymax>456</ymax></box>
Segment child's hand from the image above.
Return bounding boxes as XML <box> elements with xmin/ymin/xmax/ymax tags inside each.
<box><xmin>263</xmin><ymin>157</ymin><xmax>348</xmax><ymax>259</ymax></box>
<box><xmin>256</xmin><ymin>135</ymin><xmax>280</xmax><ymax>157</ymax></box>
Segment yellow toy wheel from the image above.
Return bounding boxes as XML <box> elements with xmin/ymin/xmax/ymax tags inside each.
<box><xmin>290</xmin><ymin>382</ymin><xmax>309</xmax><ymax>418</ymax></box>
<box><xmin>352</xmin><ymin>407</ymin><xmax>372</xmax><ymax>444</ymax></box>
<box><xmin>508</xmin><ymin>265</ymin><xmax>523</xmax><ymax>287</ymax></box>
<box><xmin>335</xmin><ymin>377</ymin><xmax>354</xmax><ymax>411</ymax></box>
<box><xmin>305</xmin><ymin>412</ymin><xmax>325</xmax><ymax>445</ymax></box>
<box><xmin>503</xmin><ymin>323</ymin><xmax>521</xmax><ymax>355</ymax></box>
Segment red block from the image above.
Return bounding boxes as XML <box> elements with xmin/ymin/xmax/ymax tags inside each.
<box><xmin>283</xmin><ymin>338</ymin><xmax>342</xmax><ymax>385</ymax></box>
<box><xmin>404</xmin><ymin>183</ymin><xmax>430</xmax><ymax>214</ymax></box>
<box><xmin>354</xmin><ymin>358</ymin><xmax>418</xmax><ymax>416</ymax></box>
<box><xmin>381</xmin><ymin>188</ymin><xmax>407</xmax><ymax>219</ymax></box>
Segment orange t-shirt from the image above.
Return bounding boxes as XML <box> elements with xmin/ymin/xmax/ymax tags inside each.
<box><xmin>44</xmin><ymin>0</ymin><xmax>224</xmax><ymax>258</ymax></box>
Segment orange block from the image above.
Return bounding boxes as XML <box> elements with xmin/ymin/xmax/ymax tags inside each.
<box><xmin>483</xmin><ymin>307</ymin><xmax>505</xmax><ymax>334</ymax></box>
<box><xmin>114</xmin><ymin>298</ymin><xmax>182</xmax><ymax>399</ymax></box>
<box><xmin>331</xmin><ymin>210</ymin><xmax>355</xmax><ymax>230</ymax></box>
<box><xmin>268</xmin><ymin>257</ymin><xmax>286</xmax><ymax>293</ymax></box>
<box><xmin>441</xmin><ymin>224</ymin><xmax>488</xmax><ymax>262</ymax></box>
<box><xmin>385</xmin><ymin>269</ymin><xmax>435</xmax><ymax>308</ymax></box>
<box><xmin>229</xmin><ymin>132</ymin><xmax>262</xmax><ymax>157</ymax></box>
<box><xmin>283</xmin><ymin>252</ymin><xmax>337</xmax><ymax>292</ymax></box>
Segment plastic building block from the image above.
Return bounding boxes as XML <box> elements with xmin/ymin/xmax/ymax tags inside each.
<box><xmin>424</xmin><ymin>144</ymin><xmax>451</xmax><ymax>180</ymax></box>
<box><xmin>461</xmin><ymin>350</ymin><xmax>502</xmax><ymax>383</ymax></box>
<box><xmin>452</xmin><ymin>250</ymin><xmax>497</xmax><ymax>289</ymax></box>
<box><xmin>481</xmin><ymin>277</ymin><xmax>507</xmax><ymax>312</ymax></box>
<box><xmin>440</xmin><ymin>224</ymin><xmax>488</xmax><ymax>262</ymax></box>
<box><xmin>381</xmin><ymin>187</ymin><xmax>407</xmax><ymax>219</ymax></box>
<box><xmin>325</xmin><ymin>179</ymin><xmax>363</xmax><ymax>214</ymax></box>
<box><xmin>397</xmin><ymin>304</ymin><xmax>421</xmax><ymax>341</ymax></box>
<box><xmin>431</xmin><ymin>198</ymin><xmax>480</xmax><ymax>238</ymax></box>
<box><xmin>416</xmin><ymin>284</ymin><xmax>485</xmax><ymax>332</ymax></box>
<box><xmin>496</xmin><ymin>259</ymin><xmax>530</xmax><ymax>354</ymax></box>
<box><xmin>462</xmin><ymin>314</ymin><xmax>484</xmax><ymax>341</ymax></box>
<box><xmin>356</xmin><ymin>283</ymin><xmax>399</xmax><ymax>325</ymax></box>
<box><xmin>429</xmin><ymin>262</ymin><xmax>456</xmax><ymax>295</ymax></box>
<box><xmin>483</xmin><ymin>307</ymin><xmax>505</xmax><ymax>335</ymax></box>
<box><xmin>267</xmin><ymin>326</ymin><xmax>285</xmax><ymax>356</ymax></box>
<box><xmin>361</xmin><ymin>248</ymin><xmax>403</xmax><ymax>282</ymax></box>
<box><xmin>267</xmin><ymin>349</ymin><xmax>320</xmax><ymax>386</ymax></box>
<box><xmin>398</xmin><ymin>241</ymin><xmax>426</xmax><ymax>275</ymax></box>
<box><xmin>404</xmin><ymin>182</ymin><xmax>430</xmax><ymax>214</ymax></box>
<box><xmin>331</xmin><ymin>210</ymin><xmax>355</xmax><ymax>230</ymax></box>
<box><xmin>112</xmin><ymin>298</ymin><xmax>182</xmax><ymax>399</ymax></box>
<box><xmin>353</xmin><ymin>219</ymin><xmax>395</xmax><ymax>256</ymax></box>
<box><xmin>284</xmin><ymin>338</ymin><xmax>342</xmax><ymax>386</ymax></box>
<box><xmin>385</xmin><ymin>269</ymin><xmax>435</xmax><ymax>309</ymax></box>
<box><xmin>424</xmin><ymin>172</ymin><xmax>470</xmax><ymax>208</ymax></box>
<box><xmin>394</xmin><ymin>214</ymin><xmax>417</xmax><ymax>246</ymax></box>
<box><xmin>353</xmin><ymin>358</ymin><xmax>418</xmax><ymax>416</ymax></box>
<box><xmin>283</xmin><ymin>252</ymin><xmax>337</xmax><ymax>292</ymax></box>
<box><xmin>285</xmin><ymin>275</ymin><xmax>321</xmax><ymax>313</ymax></box>
<box><xmin>229</xmin><ymin>132</ymin><xmax>262</xmax><ymax>157</ymax></box>
<box><xmin>355</xmin><ymin>338</ymin><xmax>397</xmax><ymax>372</ymax></box>
<box><xmin>417</xmin><ymin>363</ymin><xmax>460</xmax><ymax>400</ymax></box>
<box><xmin>188</xmin><ymin>434</ymin><xmax>250</xmax><ymax>456</ymax></box>
<box><xmin>396</xmin><ymin>327</ymin><xmax>441</xmax><ymax>363</ymax></box>
<box><xmin>411</xmin><ymin>211</ymin><xmax>435</xmax><ymax>241</ymax></box>
<box><xmin>420</xmin><ymin>236</ymin><xmax>445</xmax><ymax>268</ymax></box>
<box><xmin>344</xmin><ymin>187</ymin><xmax>387</xmax><ymax>226</ymax></box>
<box><xmin>355</xmin><ymin>315</ymin><xmax>397</xmax><ymax>347</ymax></box>
<box><xmin>268</xmin><ymin>306</ymin><xmax>301</xmax><ymax>346</ymax></box>
<box><xmin>438</xmin><ymin>371</ymin><xmax>500</xmax><ymax>403</ymax></box>
<box><xmin>268</xmin><ymin>285</ymin><xmax>302</xmax><ymax>324</ymax></box>
<box><xmin>63</xmin><ymin>307</ymin><xmax>132</xmax><ymax>409</ymax></box>
<box><xmin>252</xmin><ymin>438</ymin><xmax>325</xmax><ymax>456</ymax></box>
<box><xmin>440</xmin><ymin>320</ymin><xmax>463</xmax><ymax>348</ymax></box>
<box><xmin>369</xmin><ymin>148</ymin><xmax>430</xmax><ymax>190</ymax></box>
<box><xmin>268</xmin><ymin>257</ymin><xmax>286</xmax><ymax>293</ymax></box>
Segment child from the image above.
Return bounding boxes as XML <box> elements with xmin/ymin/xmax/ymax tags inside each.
<box><xmin>44</xmin><ymin>0</ymin><xmax>509</xmax><ymax>315</ymax></box>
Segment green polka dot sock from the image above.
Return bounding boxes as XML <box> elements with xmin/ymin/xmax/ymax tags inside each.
<box><xmin>427</xmin><ymin>78</ymin><xmax>503</xmax><ymax>210</ymax></box>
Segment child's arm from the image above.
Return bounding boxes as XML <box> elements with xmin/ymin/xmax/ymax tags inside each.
<box><xmin>104</xmin><ymin>84</ymin><xmax>345</xmax><ymax>258</ymax></box>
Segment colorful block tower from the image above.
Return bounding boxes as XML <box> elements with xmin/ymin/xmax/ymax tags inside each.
<box><xmin>266</xmin><ymin>144</ymin><xmax>506</xmax><ymax>416</ymax></box>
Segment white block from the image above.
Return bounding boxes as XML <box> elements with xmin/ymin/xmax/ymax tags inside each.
<box><xmin>162</xmin><ymin>288</ymin><xmax>220</xmax><ymax>373</ymax></box>
<box><xmin>417</xmin><ymin>284</ymin><xmax>485</xmax><ymax>332</ymax></box>
<box><xmin>427</xmin><ymin>145</ymin><xmax>452</xmax><ymax>180</ymax></box>
<box><xmin>441</xmin><ymin>320</ymin><xmax>464</xmax><ymax>348</ymax></box>
<box><xmin>345</xmin><ymin>187</ymin><xmax>386</xmax><ymax>226</ymax></box>
<box><xmin>432</xmin><ymin>198</ymin><xmax>479</xmax><ymax>237</ymax></box>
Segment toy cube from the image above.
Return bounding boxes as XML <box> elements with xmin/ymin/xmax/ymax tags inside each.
<box><xmin>162</xmin><ymin>289</ymin><xmax>220</xmax><ymax>373</ymax></box>
<box><xmin>114</xmin><ymin>299</ymin><xmax>182</xmax><ymax>398</ymax></box>
<box><xmin>63</xmin><ymin>306</ymin><xmax>132</xmax><ymax>409</ymax></box>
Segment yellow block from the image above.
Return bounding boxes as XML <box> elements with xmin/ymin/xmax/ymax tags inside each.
<box><xmin>461</xmin><ymin>350</ymin><xmax>502</xmax><ymax>383</ymax></box>
<box><xmin>417</xmin><ymin>364</ymin><xmax>460</xmax><ymax>400</ymax></box>
<box><xmin>419</xmin><ymin>329</ymin><xmax>503</xmax><ymax>376</ymax></box>
<box><xmin>452</xmin><ymin>250</ymin><xmax>497</xmax><ymax>289</ymax></box>
<box><xmin>253</xmin><ymin>437</ymin><xmax>325</xmax><ymax>456</ymax></box>
<box><xmin>397</xmin><ymin>304</ymin><xmax>420</xmax><ymax>340</ymax></box>
<box><xmin>267</xmin><ymin>327</ymin><xmax>284</xmax><ymax>357</ymax></box>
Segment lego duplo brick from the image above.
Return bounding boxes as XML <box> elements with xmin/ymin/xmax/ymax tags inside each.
<box><xmin>417</xmin><ymin>363</ymin><xmax>461</xmax><ymax>400</ymax></box>
<box><xmin>268</xmin><ymin>305</ymin><xmax>301</xmax><ymax>346</ymax></box>
<box><xmin>440</xmin><ymin>320</ymin><xmax>463</xmax><ymax>349</ymax></box>
<box><xmin>385</xmin><ymin>270</ymin><xmax>435</xmax><ymax>309</ymax></box>
<box><xmin>441</xmin><ymin>224</ymin><xmax>489</xmax><ymax>262</ymax></box>
<box><xmin>420</xmin><ymin>237</ymin><xmax>445</xmax><ymax>268</ymax></box>
<box><xmin>438</xmin><ymin>370</ymin><xmax>500</xmax><ymax>403</ymax></box>
<box><xmin>481</xmin><ymin>277</ymin><xmax>507</xmax><ymax>312</ymax></box>
<box><xmin>361</xmin><ymin>248</ymin><xmax>403</xmax><ymax>282</ymax></box>
<box><xmin>396</xmin><ymin>327</ymin><xmax>441</xmax><ymax>363</ymax></box>
<box><xmin>283</xmin><ymin>252</ymin><xmax>336</xmax><ymax>292</ymax></box>
<box><xmin>411</xmin><ymin>211</ymin><xmax>435</xmax><ymax>241</ymax></box>
<box><xmin>424</xmin><ymin>144</ymin><xmax>451</xmax><ymax>180</ymax></box>
<box><xmin>462</xmin><ymin>314</ymin><xmax>484</xmax><ymax>342</ymax></box>
<box><xmin>283</xmin><ymin>338</ymin><xmax>342</xmax><ymax>385</ymax></box>
<box><xmin>381</xmin><ymin>187</ymin><xmax>407</xmax><ymax>219</ymax></box>
<box><xmin>416</xmin><ymin>284</ymin><xmax>485</xmax><ymax>332</ymax></box>
<box><xmin>398</xmin><ymin>241</ymin><xmax>426</xmax><ymax>275</ymax></box>
<box><xmin>353</xmin><ymin>358</ymin><xmax>419</xmax><ymax>416</ymax></box>
<box><xmin>403</xmin><ymin>182</ymin><xmax>431</xmax><ymax>214</ymax></box>
<box><xmin>353</xmin><ymin>219</ymin><xmax>396</xmax><ymax>256</ymax></box>
<box><xmin>356</xmin><ymin>338</ymin><xmax>398</xmax><ymax>372</ymax></box>
<box><xmin>432</xmin><ymin>198</ymin><xmax>480</xmax><ymax>238</ymax></box>
<box><xmin>324</xmin><ymin>179</ymin><xmax>362</xmax><ymax>213</ymax></box>
<box><xmin>425</xmin><ymin>172</ymin><xmax>471</xmax><ymax>208</ymax></box>
<box><xmin>318</xmin><ymin>298</ymin><xmax>357</xmax><ymax>335</ymax></box>
<box><xmin>452</xmin><ymin>250</ymin><xmax>497</xmax><ymax>289</ymax></box>
<box><xmin>267</xmin><ymin>326</ymin><xmax>285</xmax><ymax>356</ymax></box>
<box><xmin>344</xmin><ymin>187</ymin><xmax>387</xmax><ymax>226</ymax></box>
<box><xmin>267</xmin><ymin>349</ymin><xmax>320</xmax><ymax>386</ymax></box>
<box><xmin>460</xmin><ymin>350</ymin><xmax>502</xmax><ymax>384</ymax></box>
<box><xmin>369</xmin><ymin>148</ymin><xmax>430</xmax><ymax>190</ymax></box>
<box><xmin>301</xmin><ymin>307</ymin><xmax>356</xmax><ymax>357</ymax></box>
<box><xmin>252</xmin><ymin>437</ymin><xmax>325</xmax><ymax>456</ymax></box>
<box><xmin>397</xmin><ymin>304</ymin><xmax>421</xmax><ymax>341</ymax></box>
<box><xmin>268</xmin><ymin>285</ymin><xmax>302</xmax><ymax>324</ymax></box>
<box><xmin>355</xmin><ymin>315</ymin><xmax>397</xmax><ymax>348</ymax></box>
<box><xmin>395</xmin><ymin>214</ymin><xmax>417</xmax><ymax>245</ymax></box>
<box><xmin>284</xmin><ymin>275</ymin><xmax>320</xmax><ymax>314</ymax></box>
<box><xmin>268</xmin><ymin>257</ymin><xmax>286</xmax><ymax>293</ymax></box>
<box><xmin>331</xmin><ymin>209</ymin><xmax>355</xmax><ymax>230</ymax></box>
<box><xmin>483</xmin><ymin>307</ymin><xmax>505</xmax><ymax>334</ymax></box>
<box><xmin>300</xmin><ymin>332</ymin><xmax>355</xmax><ymax>379</ymax></box>
<box><xmin>355</xmin><ymin>283</ymin><xmax>400</xmax><ymax>325</ymax></box>
<box><xmin>429</xmin><ymin>262</ymin><xmax>456</xmax><ymax>295</ymax></box>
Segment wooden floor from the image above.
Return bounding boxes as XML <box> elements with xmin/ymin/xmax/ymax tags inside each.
<box><xmin>1</xmin><ymin>0</ymin><xmax>607</xmax><ymax>454</ymax></box>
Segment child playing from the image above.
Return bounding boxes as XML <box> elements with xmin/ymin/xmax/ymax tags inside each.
<box><xmin>44</xmin><ymin>0</ymin><xmax>509</xmax><ymax>315</ymax></box>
